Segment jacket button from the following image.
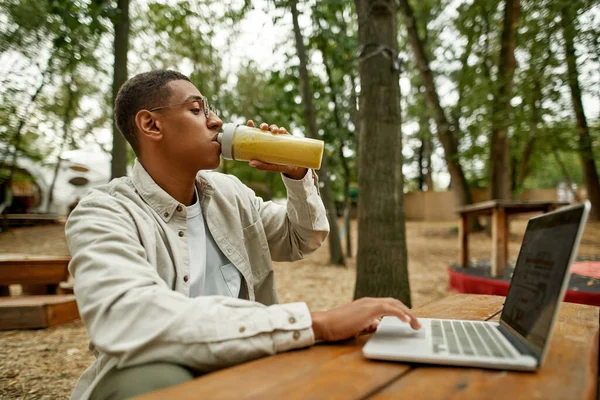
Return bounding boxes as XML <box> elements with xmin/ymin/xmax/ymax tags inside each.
<box><xmin>178</xmin><ymin>231</ymin><xmax>184</xmax><ymax>237</ymax></box>
<box><xmin>289</xmin><ymin>317</ymin><xmax>296</xmax><ymax>324</ymax></box>
<box><xmin>183</xmin><ymin>275</ymin><xmax>189</xmax><ymax>282</ymax></box>
<box><xmin>239</xmin><ymin>326</ymin><xmax>246</xmax><ymax>333</ymax></box>
<box><xmin>293</xmin><ymin>331</ymin><xmax>301</xmax><ymax>340</ymax></box>
<box><xmin>176</xmin><ymin>205</ymin><xmax>183</xmax><ymax>212</ymax></box>
<box><xmin>164</xmin><ymin>212</ymin><xmax>169</xmax><ymax>218</ymax></box>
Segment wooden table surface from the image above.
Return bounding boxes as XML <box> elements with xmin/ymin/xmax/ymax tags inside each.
<box><xmin>139</xmin><ymin>294</ymin><xmax>599</xmax><ymax>400</ymax></box>
<box><xmin>455</xmin><ymin>200</ymin><xmax>569</xmax><ymax>216</ymax></box>
<box><xmin>0</xmin><ymin>254</ymin><xmax>71</xmax><ymax>295</ymax></box>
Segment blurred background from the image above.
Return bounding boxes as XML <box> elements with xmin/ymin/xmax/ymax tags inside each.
<box><xmin>1</xmin><ymin>0</ymin><xmax>598</xmax><ymax>218</ymax></box>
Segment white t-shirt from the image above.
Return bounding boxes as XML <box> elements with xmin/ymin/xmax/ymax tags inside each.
<box><xmin>186</xmin><ymin>191</ymin><xmax>242</xmax><ymax>298</ymax></box>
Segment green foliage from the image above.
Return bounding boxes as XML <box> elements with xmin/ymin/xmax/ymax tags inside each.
<box><xmin>400</xmin><ymin>0</ymin><xmax>600</xmax><ymax>195</ymax></box>
<box><xmin>134</xmin><ymin>1</ymin><xmax>250</xmax><ymax>106</ymax></box>
<box><xmin>0</xmin><ymin>0</ymin><xmax>112</xmax><ymax>174</ymax></box>
<box><xmin>309</xmin><ymin>0</ymin><xmax>359</xmax><ymax>202</ymax></box>
<box><xmin>1</xmin><ymin>0</ymin><xmax>599</xmax><ymax>201</ymax></box>
<box><xmin>219</xmin><ymin>62</ymin><xmax>306</xmax><ymax>198</ymax></box>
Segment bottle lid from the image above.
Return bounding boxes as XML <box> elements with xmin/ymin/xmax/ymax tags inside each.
<box><xmin>218</xmin><ymin>123</ymin><xmax>237</xmax><ymax>160</ymax></box>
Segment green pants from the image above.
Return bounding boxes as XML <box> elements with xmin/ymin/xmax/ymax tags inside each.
<box><xmin>90</xmin><ymin>363</ymin><xmax>196</xmax><ymax>400</ymax></box>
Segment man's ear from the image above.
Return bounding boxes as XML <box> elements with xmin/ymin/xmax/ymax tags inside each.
<box><xmin>135</xmin><ymin>110</ymin><xmax>162</xmax><ymax>143</ymax></box>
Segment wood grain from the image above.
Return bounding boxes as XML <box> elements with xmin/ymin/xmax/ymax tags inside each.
<box><xmin>459</xmin><ymin>215</ymin><xmax>469</xmax><ymax>268</ymax></box>
<box><xmin>371</xmin><ymin>301</ymin><xmax>599</xmax><ymax>400</ymax></box>
<box><xmin>414</xmin><ymin>294</ymin><xmax>505</xmax><ymax>320</ymax></box>
<box><xmin>136</xmin><ymin>295</ymin><xmax>597</xmax><ymax>400</ymax></box>
<box><xmin>138</xmin><ymin>295</ymin><xmax>507</xmax><ymax>400</ymax></box>
<box><xmin>0</xmin><ymin>255</ymin><xmax>71</xmax><ymax>286</ymax></box>
<box><xmin>491</xmin><ymin>207</ymin><xmax>507</xmax><ymax>277</ymax></box>
<box><xmin>0</xmin><ymin>294</ymin><xmax>79</xmax><ymax>329</ymax></box>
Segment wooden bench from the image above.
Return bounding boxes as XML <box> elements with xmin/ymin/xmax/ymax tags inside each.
<box><xmin>0</xmin><ymin>255</ymin><xmax>79</xmax><ymax>329</ymax></box>
<box><xmin>138</xmin><ymin>294</ymin><xmax>598</xmax><ymax>400</ymax></box>
<box><xmin>1</xmin><ymin>213</ymin><xmax>62</xmax><ymax>230</ymax></box>
<box><xmin>0</xmin><ymin>295</ymin><xmax>79</xmax><ymax>330</ymax></box>
<box><xmin>0</xmin><ymin>254</ymin><xmax>71</xmax><ymax>296</ymax></box>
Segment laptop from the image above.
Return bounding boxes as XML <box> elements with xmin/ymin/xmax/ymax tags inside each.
<box><xmin>363</xmin><ymin>201</ymin><xmax>591</xmax><ymax>371</ymax></box>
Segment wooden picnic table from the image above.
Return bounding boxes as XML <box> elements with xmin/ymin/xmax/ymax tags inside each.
<box><xmin>0</xmin><ymin>254</ymin><xmax>78</xmax><ymax>329</ymax></box>
<box><xmin>0</xmin><ymin>213</ymin><xmax>62</xmax><ymax>231</ymax></box>
<box><xmin>138</xmin><ymin>294</ymin><xmax>598</xmax><ymax>400</ymax></box>
<box><xmin>0</xmin><ymin>254</ymin><xmax>71</xmax><ymax>296</ymax></box>
<box><xmin>456</xmin><ymin>200</ymin><xmax>569</xmax><ymax>277</ymax></box>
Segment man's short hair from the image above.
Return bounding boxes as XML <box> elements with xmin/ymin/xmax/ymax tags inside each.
<box><xmin>114</xmin><ymin>70</ymin><xmax>191</xmax><ymax>154</ymax></box>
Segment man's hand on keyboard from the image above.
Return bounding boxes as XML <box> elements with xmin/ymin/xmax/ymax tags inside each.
<box><xmin>311</xmin><ymin>297</ymin><xmax>421</xmax><ymax>342</ymax></box>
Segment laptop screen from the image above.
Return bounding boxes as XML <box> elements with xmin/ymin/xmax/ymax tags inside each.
<box><xmin>500</xmin><ymin>205</ymin><xmax>585</xmax><ymax>352</ymax></box>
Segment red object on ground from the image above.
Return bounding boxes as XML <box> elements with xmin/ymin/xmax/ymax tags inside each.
<box><xmin>570</xmin><ymin>261</ymin><xmax>600</xmax><ymax>279</ymax></box>
<box><xmin>448</xmin><ymin>262</ymin><xmax>600</xmax><ymax>307</ymax></box>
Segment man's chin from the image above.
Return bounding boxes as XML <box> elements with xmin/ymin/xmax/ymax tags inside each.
<box><xmin>197</xmin><ymin>157</ymin><xmax>221</xmax><ymax>172</ymax></box>
<box><xmin>210</xmin><ymin>158</ymin><xmax>222</xmax><ymax>171</ymax></box>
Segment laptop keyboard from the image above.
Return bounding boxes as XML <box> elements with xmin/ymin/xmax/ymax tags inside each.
<box><xmin>431</xmin><ymin>320</ymin><xmax>514</xmax><ymax>358</ymax></box>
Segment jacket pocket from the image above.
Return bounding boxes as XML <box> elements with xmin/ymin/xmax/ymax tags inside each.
<box><xmin>242</xmin><ymin>220</ymin><xmax>271</xmax><ymax>284</ymax></box>
<box><xmin>219</xmin><ymin>263</ymin><xmax>242</xmax><ymax>298</ymax></box>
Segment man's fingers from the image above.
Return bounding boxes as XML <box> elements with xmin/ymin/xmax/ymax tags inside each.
<box><xmin>409</xmin><ymin>317</ymin><xmax>422</xmax><ymax>330</ymax></box>
<box><xmin>249</xmin><ymin>160</ymin><xmax>286</xmax><ymax>173</ymax></box>
<box><xmin>396</xmin><ymin>303</ymin><xmax>420</xmax><ymax>329</ymax></box>
<box><xmin>385</xmin><ymin>298</ymin><xmax>419</xmax><ymax>326</ymax></box>
<box><xmin>367</xmin><ymin>318</ymin><xmax>380</xmax><ymax>331</ymax></box>
<box><xmin>380</xmin><ymin>304</ymin><xmax>410</xmax><ymax>323</ymax></box>
<box><xmin>253</xmin><ymin>122</ymin><xmax>287</xmax><ymax>134</ymax></box>
<box><xmin>391</xmin><ymin>298</ymin><xmax>415</xmax><ymax>319</ymax></box>
<box><xmin>359</xmin><ymin>319</ymin><xmax>380</xmax><ymax>335</ymax></box>
<box><xmin>378</xmin><ymin>300</ymin><xmax>421</xmax><ymax>330</ymax></box>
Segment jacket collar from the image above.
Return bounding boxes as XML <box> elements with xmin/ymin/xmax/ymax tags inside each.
<box><xmin>131</xmin><ymin>159</ymin><xmax>215</xmax><ymax>223</ymax></box>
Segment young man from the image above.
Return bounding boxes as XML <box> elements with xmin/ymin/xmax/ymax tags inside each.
<box><xmin>66</xmin><ymin>70</ymin><xmax>420</xmax><ymax>400</ymax></box>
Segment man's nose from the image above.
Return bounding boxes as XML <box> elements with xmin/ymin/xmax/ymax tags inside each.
<box><xmin>207</xmin><ymin>112</ymin><xmax>223</xmax><ymax>129</ymax></box>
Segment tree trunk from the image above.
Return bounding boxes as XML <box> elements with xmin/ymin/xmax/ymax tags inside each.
<box><xmin>111</xmin><ymin>0</ymin><xmax>130</xmax><ymax>179</ymax></box>
<box><xmin>325</xmin><ymin>63</ymin><xmax>353</xmax><ymax>258</ymax></box>
<box><xmin>480</xmin><ymin>1</ymin><xmax>495</xmax><ymax>84</ymax></box>
<box><xmin>343</xmin><ymin>202</ymin><xmax>352</xmax><ymax>258</ymax></box>
<box><xmin>314</xmin><ymin>16</ymin><xmax>354</xmax><ymax>258</ymax></box>
<box><xmin>47</xmin><ymin>80</ymin><xmax>75</xmax><ymax>212</ymax></box>
<box><xmin>398</xmin><ymin>0</ymin><xmax>474</xmax><ymax>210</ymax></box>
<box><xmin>423</xmin><ymin>122</ymin><xmax>434</xmax><ymax>191</ymax></box>
<box><xmin>596</xmin><ymin>34</ymin><xmax>600</xmax><ymax>121</ymax></box>
<box><xmin>516</xmin><ymin>136</ymin><xmax>534</xmax><ymax>191</ymax></box>
<box><xmin>516</xmin><ymin>81</ymin><xmax>540</xmax><ymax>192</ymax></box>
<box><xmin>417</xmin><ymin>137</ymin><xmax>424</xmax><ymax>191</ymax></box>
<box><xmin>418</xmin><ymin>110</ymin><xmax>434</xmax><ymax>192</ymax></box>
<box><xmin>489</xmin><ymin>0</ymin><xmax>519</xmax><ymax>201</ymax></box>
<box><xmin>562</xmin><ymin>5</ymin><xmax>600</xmax><ymax>220</ymax></box>
<box><xmin>290</xmin><ymin>0</ymin><xmax>345</xmax><ymax>266</ymax></box>
<box><xmin>353</xmin><ymin>0</ymin><xmax>411</xmax><ymax>306</ymax></box>
<box><xmin>551</xmin><ymin>144</ymin><xmax>581</xmax><ymax>203</ymax></box>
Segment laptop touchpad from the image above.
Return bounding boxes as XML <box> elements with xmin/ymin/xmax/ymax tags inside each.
<box><xmin>376</xmin><ymin>318</ymin><xmax>427</xmax><ymax>339</ymax></box>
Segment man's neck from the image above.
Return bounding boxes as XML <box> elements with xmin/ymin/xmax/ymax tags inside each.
<box><xmin>139</xmin><ymin>156</ymin><xmax>197</xmax><ymax>206</ymax></box>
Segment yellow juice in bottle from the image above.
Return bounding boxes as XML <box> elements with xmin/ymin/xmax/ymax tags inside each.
<box><xmin>218</xmin><ymin>124</ymin><xmax>324</xmax><ymax>170</ymax></box>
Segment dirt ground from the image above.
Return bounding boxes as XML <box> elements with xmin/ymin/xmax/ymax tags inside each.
<box><xmin>1</xmin><ymin>217</ymin><xmax>599</xmax><ymax>399</ymax></box>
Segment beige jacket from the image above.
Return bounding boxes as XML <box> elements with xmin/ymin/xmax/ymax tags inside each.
<box><xmin>66</xmin><ymin>160</ymin><xmax>329</xmax><ymax>399</ymax></box>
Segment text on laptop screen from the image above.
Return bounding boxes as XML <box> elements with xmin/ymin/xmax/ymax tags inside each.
<box><xmin>501</xmin><ymin>206</ymin><xmax>584</xmax><ymax>351</ymax></box>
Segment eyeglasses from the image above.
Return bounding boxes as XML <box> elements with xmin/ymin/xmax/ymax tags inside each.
<box><xmin>148</xmin><ymin>95</ymin><xmax>216</xmax><ymax>119</ymax></box>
